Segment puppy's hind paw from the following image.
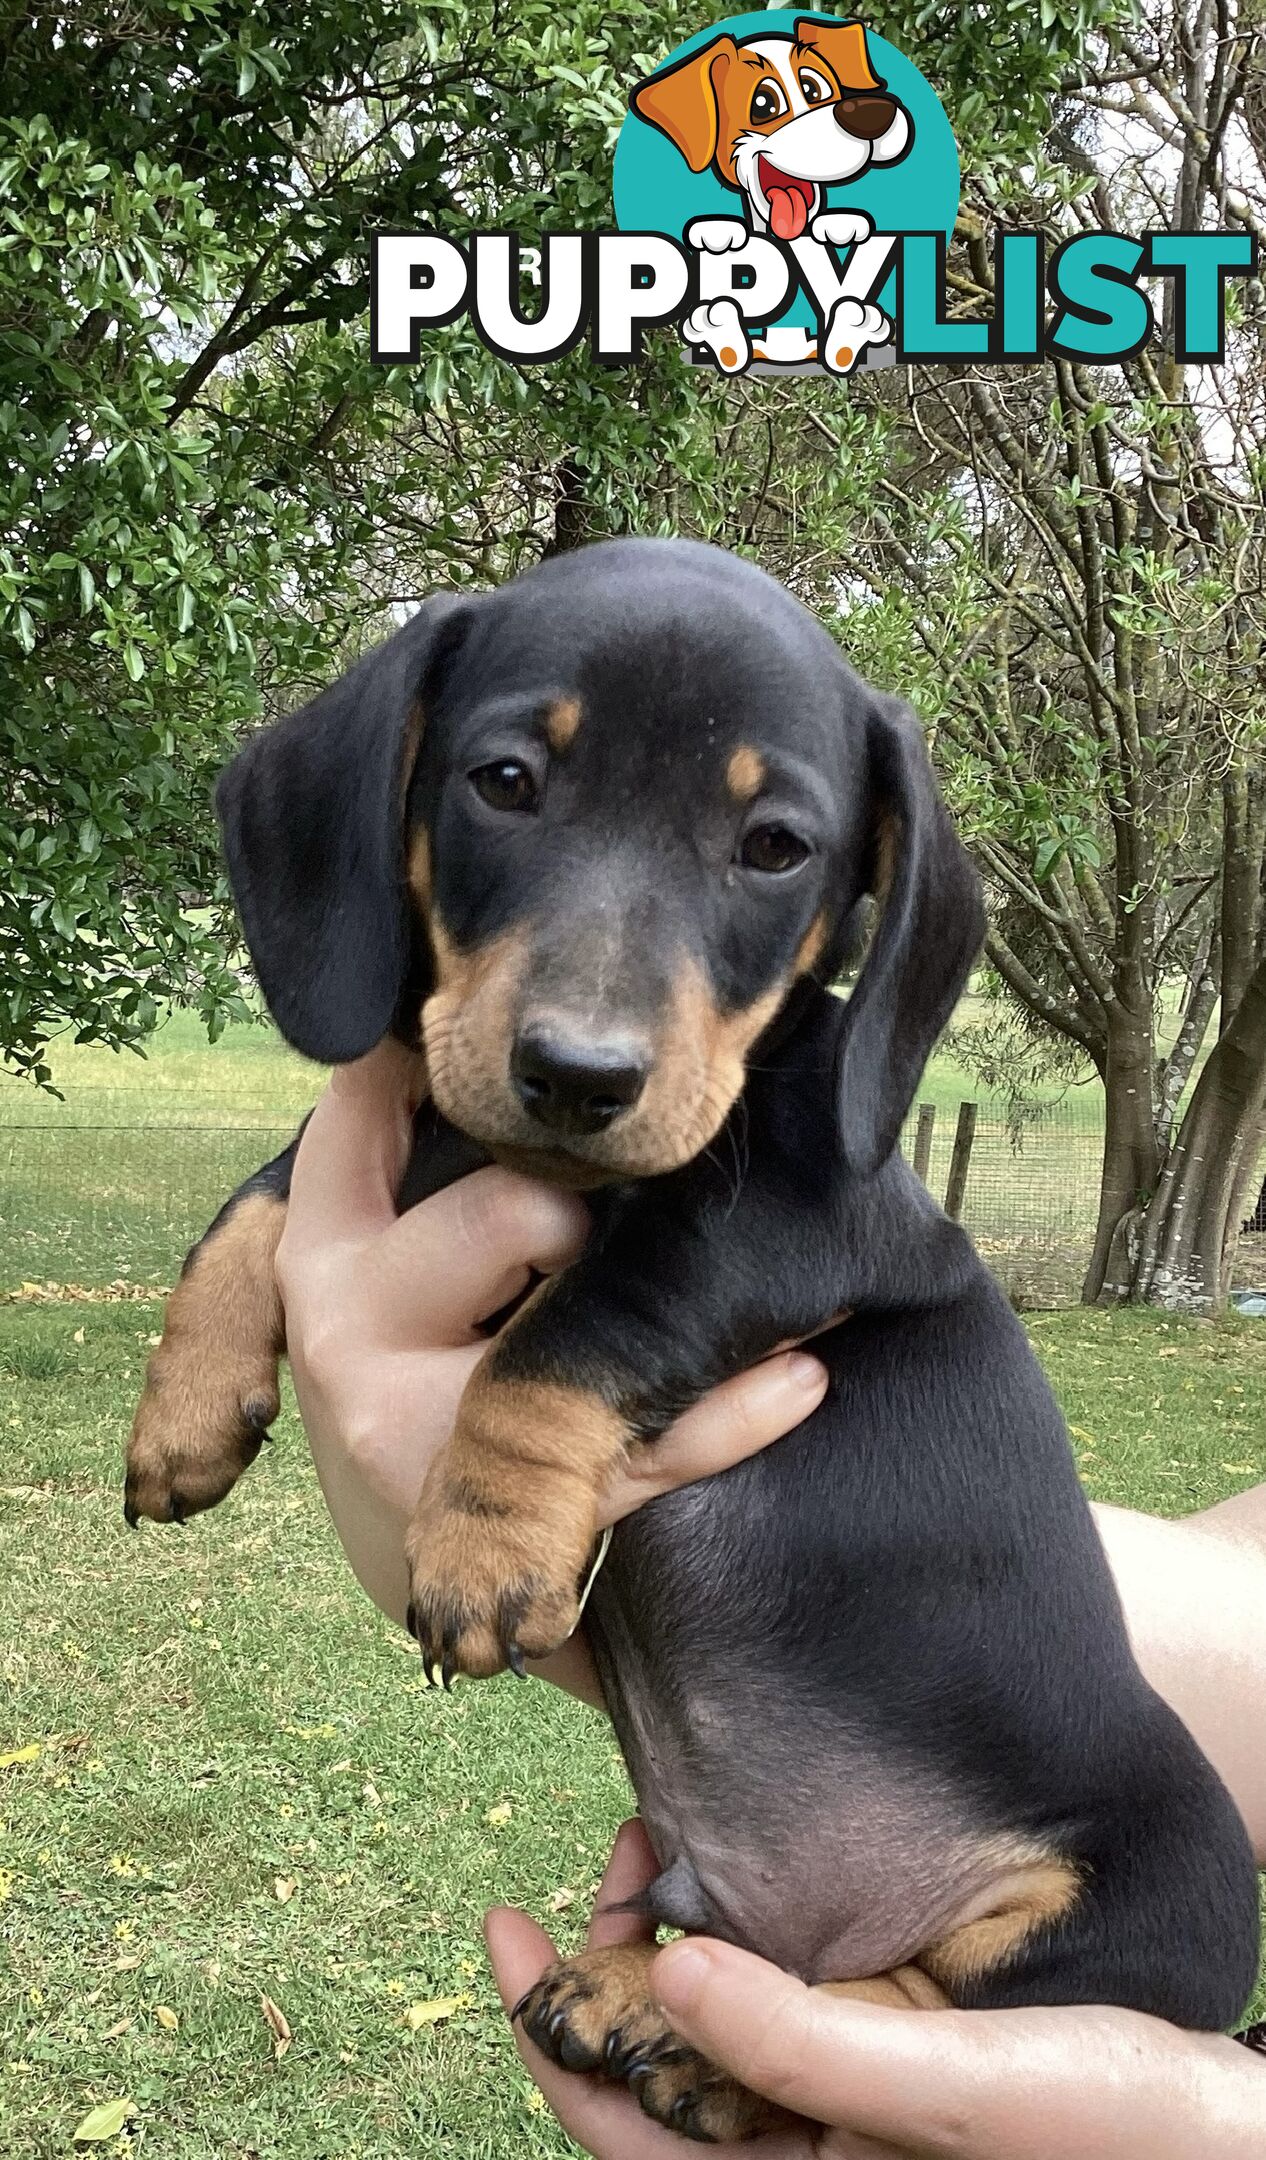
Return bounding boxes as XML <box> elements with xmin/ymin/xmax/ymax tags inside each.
<box><xmin>516</xmin><ymin>1945</ymin><xmax>787</xmax><ymax>2143</ymax></box>
<box><xmin>822</xmin><ymin>297</ymin><xmax>891</xmax><ymax>375</ymax></box>
<box><xmin>682</xmin><ymin>299</ymin><xmax>750</xmax><ymax>374</ymax></box>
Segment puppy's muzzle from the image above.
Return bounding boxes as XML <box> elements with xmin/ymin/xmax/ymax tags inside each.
<box><xmin>511</xmin><ymin>1025</ymin><xmax>650</xmax><ymax>1137</ymax></box>
<box><xmin>834</xmin><ymin>92</ymin><xmax>898</xmax><ymax>140</ymax></box>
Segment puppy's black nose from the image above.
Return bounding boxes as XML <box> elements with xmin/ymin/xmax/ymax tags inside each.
<box><xmin>511</xmin><ymin>1028</ymin><xmax>649</xmax><ymax>1137</ymax></box>
<box><xmin>834</xmin><ymin>91</ymin><xmax>898</xmax><ymax>140</ymax></box>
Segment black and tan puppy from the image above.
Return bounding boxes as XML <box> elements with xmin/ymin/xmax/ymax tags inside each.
<box><xmin>125</xmin><ymin>540</ymin><xmax>1258</xmax><ymax>2142</ymax></box>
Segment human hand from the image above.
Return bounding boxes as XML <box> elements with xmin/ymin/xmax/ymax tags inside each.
<box><xmin>276</xmin><ymin>1042</ymin><xmax>828</xmax><ymax>1699</ymax></box>
<box><xmin>487</xmin><ymin>1821</ymin><xmax>1264</xmax><ymax>2159</ymax></box>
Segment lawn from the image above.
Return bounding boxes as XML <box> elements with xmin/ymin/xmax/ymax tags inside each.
<box><xmin>1</xmin><ymin>1296</ymin><xmax>1264</xmax><ymax>2158</ymax></box>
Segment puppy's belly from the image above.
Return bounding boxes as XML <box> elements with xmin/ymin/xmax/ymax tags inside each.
<box><xmin>599</xmin><ymin>1668</ymin><xmax>1023</xmax><ymax>1984</ymax></box>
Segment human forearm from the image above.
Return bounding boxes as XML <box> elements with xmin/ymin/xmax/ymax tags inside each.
<box><xmin>1093</xmin><ymin>1500</ymin><xmax>1266</xmax><ymax>1862</ymax></box>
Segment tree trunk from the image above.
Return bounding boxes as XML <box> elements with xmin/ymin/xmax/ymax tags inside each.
<box><xmin>1123</xmin><ymin>952</ymin><xmax>1266</xmax><ymax>1312</ymax></box>
<box><xmin>1084</xmin><ymin>1000</ymin><xmax>1161</xmax><ymax>1303</ymax></box>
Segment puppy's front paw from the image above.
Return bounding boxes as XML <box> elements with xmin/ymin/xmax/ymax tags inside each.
<box><xmin>685</xmin><ymin>216</ymin><xmax>750</xmax><ymax>254</ymax></box>
<box><xmin>404</xmin><ymin>1376</ymin><xmax>617</xmax><ymax>1682</ymax></box>
<box><xmin>124</xmin><ymin>1196</ymin><xmax>284</xmax><ymax>1526</ymax></box>
<box><xmin>125</xmin><ymin>1332</ymin><xmax>279</xmax><ymax>1525</ymax></box>
<box><xmin>809</xmin><ymin>208</ymin><xmax>873</xmax><ymax>249</ymax></box>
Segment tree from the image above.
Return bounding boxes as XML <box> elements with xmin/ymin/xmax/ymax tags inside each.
<box><xmin>800</xmin><ymin>0</ymin><xmax>1266</xmax><ymax>1313</ymax></box>
<box><xmin>0</xmin><ymin>0</ymin><xmax>729</xmax><ymax>1083</ymax></box>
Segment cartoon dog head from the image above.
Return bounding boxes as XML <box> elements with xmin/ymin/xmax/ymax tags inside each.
<box><xmin>632</xmin><ymin>17</ymin><xmax>910</xmax><ymax>240</ymax></box>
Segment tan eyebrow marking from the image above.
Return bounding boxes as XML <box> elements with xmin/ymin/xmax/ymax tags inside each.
<box><xmin>545</xmin><ymin>697</ymin><xmax>582</xmax><ymax>753</ymax></box>
<box><xmin>727</xmin><ymin>745</ymin><xmax>766</xmax><ymax>801</ymax></box>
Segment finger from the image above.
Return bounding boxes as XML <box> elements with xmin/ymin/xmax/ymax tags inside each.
<box><xmin>588</xmin><ymin>1818</ymin><xmax>661</xmax><ymax>1948</ymax></box>
<box><xmin>486</xmin><ymin>1911</ymin><xmax>798</xmax><ymax>2160</ymax></box>
<box><xmin>284</xmin><ymin>1041</ymin><xmax>423</xmax><ymax>1256</ymax></box>
<box><xmin>370</xmin><ymin>1164</ymin><xmax>590</xmax><ymax>1345</ymax></box>
<box><xmin>601</xmin><ymin>1353</ymin><xmax>828</xmax><ymax>1526</ymax></box>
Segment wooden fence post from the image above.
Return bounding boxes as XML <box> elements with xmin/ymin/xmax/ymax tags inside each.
<box><xmin>944</xmin><ymin>1101</ymin><xmax>977</xmax><ymax>1222</ymax></box>
<box><xmin>912</xmin><ymin>1102</ymin><xmax>936</xmax><ymax>1185</ymax></box>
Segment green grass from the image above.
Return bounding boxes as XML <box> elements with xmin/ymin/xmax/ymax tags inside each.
<box><xmin>1</xmin><ymin>1299</ymin><xmax>1263</xmax><ymax>2156</ymax></box>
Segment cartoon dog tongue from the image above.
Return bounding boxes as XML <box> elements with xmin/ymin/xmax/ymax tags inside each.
<box><xmin>760</xmin><ymin>165</ymin><xmax>812</xmax><ymax>240</ymax></box>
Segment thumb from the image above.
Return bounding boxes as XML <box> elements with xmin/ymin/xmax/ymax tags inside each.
<box><xmin>653</xmin><ymin>1940</ymin><xmax>1003</xmax><ymax>2149</ymax></box>
<box><xmin>653</xmin><ymin>1942</ymin><xmax>1200</xmax><ymax>2160</ymax></box>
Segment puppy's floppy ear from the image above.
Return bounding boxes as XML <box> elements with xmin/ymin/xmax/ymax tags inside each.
<box><xmin>631</xmin><ymin>36</ymin><xmax>737</xmax><ymax>173</ymax></box>
<box><xmin>835</xmin><ymin>695</ymin><xmax>984</xmax><ymax>1175</ymax></box>
<box><xmin>793</xmin><ymin>18</ymin><xmax>882</xmax><ymax>92</ymax></box>
<box><xmin>216</xmin><ymin>592</ymin><xmax>472</xmax><ymax>1064</ymax></box>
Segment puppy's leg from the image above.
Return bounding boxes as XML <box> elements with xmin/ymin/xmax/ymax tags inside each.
<box><xmin>124</xmin><ymin>1144</ymin><xmax>294</xmax><ymax>1525</ymax></box>
<box><xmin>402</xmin><ymin>1163</ymin><xmax>834</xmax><ymax>1679</ymax></box>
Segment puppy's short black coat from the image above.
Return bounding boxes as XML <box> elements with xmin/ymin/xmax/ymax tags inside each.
<box><xmin>126</xmin><ymin>539</ymin><xmax>1259</xmax><ymax>2141</ymax></box>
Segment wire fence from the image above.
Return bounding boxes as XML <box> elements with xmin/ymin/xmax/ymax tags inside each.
<box><xmin>2</xmin><ymin>1088</ymin><xmax>1264</xmax><ymax>1309</ymax></box>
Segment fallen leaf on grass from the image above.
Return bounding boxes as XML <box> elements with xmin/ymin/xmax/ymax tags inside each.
<box><xmin>485</xmin><ymin>1802</ymin><xmax>513</xmax><ymax>1827</ymax></box>
<box><xmin>1221</xmin><ymin>1462</ymin><xmax>1256</xmax><ymax>1475</ymax></box>
<box><xmin>73</xmin><ymin>2097</ymin><xmax>135</xmax><ymax>2142</ymax></box>
<box><xmin>547</xmin><ymin>1888</ymin><xmax>575</xmax><ymax>1913</ymax></box>
<box><xmin>260</xmin><ymin>1993</ymin><xmax>291</xmax><ymax>2060</ymax></box>
<box><xmin>154</xmin><ymin>2006</ymin><xmax>179</xmax><ymax>2031</ymax></box>
<box><xmin>0</xmin><ymin>1742</ymin><xmax>41</xmax><ymax>1769</ymax></box>
<box><xmin>273</xmin><ymin>1876</ymin><xmax>296</xmax><ymax>1904</ymax></box>
<box><xmin>404</xmin><ymin>1993</ymin><xmax>472</xmax><ymax>2030</ymax></box>
<box><xmin>102</xmin><ymin>2017</ymin><xmax>133</xmax><ymax>2040</ymax></box>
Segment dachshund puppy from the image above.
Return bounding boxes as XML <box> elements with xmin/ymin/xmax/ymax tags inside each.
<box><xmin>125</xmin><ymin>539</ymin><xmax>1259</xmax><ymax>2142</ymax></box>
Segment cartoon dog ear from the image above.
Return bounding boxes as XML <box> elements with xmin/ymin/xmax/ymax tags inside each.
<box><xmin>631</xmin><ymin>35</ymin><xmax>738</xmax><ymax>173</ymax></box>
<box><xmin>216</xmin><ymin>592</ymin><xmax>473</xmax><ymax>1065</ymax></box>
<box><xmin>835</xmin><ymin>695</ymin><xmax>984</xmax><ymax>1175</ymax></box>
<box><xmin>793</xmin><ymin>17</ymin><xmax>882</xmax><ymax>92</ymax></box>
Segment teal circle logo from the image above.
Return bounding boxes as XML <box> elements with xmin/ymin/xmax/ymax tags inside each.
<box><xmin>613</xmin><ymin>11</ymin><xmax>959</xmax><ymax>368</ymax></box>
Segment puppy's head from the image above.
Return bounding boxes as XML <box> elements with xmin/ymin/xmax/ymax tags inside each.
<box><xmin>632</xmin><ymin>19</ymin><xmax>911</xmax><ymax>240</ymax></box>
<box><xmin>218</xmin><ymin>538</ymin><xmax>980</xmax><ymax>1183</ymax></box>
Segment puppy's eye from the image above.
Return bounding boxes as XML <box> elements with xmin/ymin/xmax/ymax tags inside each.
<box><xmin>740</xmin><ymin>825</ymin><xmax>810</xmax><ymax>875</ymax></box>
<box><xmin>470</xmin><ymin>760</ymin><xmax>539</xmax><ymax>815</ymax></box>
<box><xmin>799</xmin><ymin>69</ymin><xmax>832</xmax><ymax>106</ymax></box>
<box><xmin>750</xmin><ymin>78</ymin><xmax>786</xmax><ymax>124</ymax></box>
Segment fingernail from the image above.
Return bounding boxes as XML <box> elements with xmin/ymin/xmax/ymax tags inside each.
<box><xmin>783</xmin><ymin>1351</ymin><xmax>828</xmax><ymax>1389</ymax></box>
<box><xmin>653</xmin><ymin>1941</ymin><xmax>714</xmax><ymax>2012</ymax></box>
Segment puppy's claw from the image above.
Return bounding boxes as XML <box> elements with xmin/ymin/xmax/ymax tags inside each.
<box><xmin>506</xmin><ymin>1642</ymin><xmax>529</xmax><ymax>1680</ymax></box>
<box><xmin>123</xmin><ymin>1498</ymin><xmax>139</xmax><ymax>1530</ymax></box>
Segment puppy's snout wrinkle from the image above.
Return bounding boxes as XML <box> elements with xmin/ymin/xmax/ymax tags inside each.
<box><xmin>511</xmin><ymin>1024</ymin><xmax>650</xmax><ymax>1137</ymax></box>
<box><xmin>834</xmin><ymin>91</ymin><xmax>897</xmax><ymax>139</ymax></box>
